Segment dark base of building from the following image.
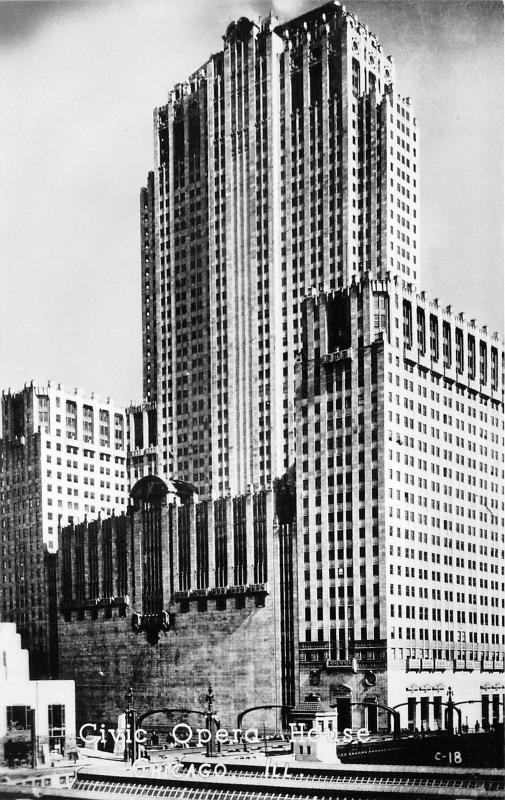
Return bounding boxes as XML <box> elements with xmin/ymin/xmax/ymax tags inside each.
<box><xmin>59</xmin><ymin>597</ymin><xmax>285</xmax><ymax>734</ymax></box>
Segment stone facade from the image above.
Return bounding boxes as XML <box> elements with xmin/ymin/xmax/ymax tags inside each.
<box><xmin>59</xmin><ymin>593</ymin><xmax>282</xmax><ymax>734</ymax></box>
<box><xmin>56</xmin><ymin>478</ymin><xmax>297</xmax><ymax>732</ymax></box>
<box><xmin>295</xmin><ymin>273</ymin><xmax>504</xmax><ymax>730</ymax></box>
<box><xmin>141</xmin><ymin>3</ymin><xmax>418</xmax><ymax>501</ymax></box>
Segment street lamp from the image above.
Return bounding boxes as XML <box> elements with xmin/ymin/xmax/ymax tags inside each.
<box><xmin>204</xmin><ymin>685</ymin><xmax>219</xmax><ymax>758</ymax></box>
<box><xmin>446</xmin><ymin>687</ymin><xmax>455</xmax><ymax>735</ymax></box>
<box><xmin>124</xmin><ymin>687</ymin><xmax>137</xmax><ymax>765</ymax></box>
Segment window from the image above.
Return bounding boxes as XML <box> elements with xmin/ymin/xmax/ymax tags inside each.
<box><xmin>374</xmin><ymin>294</ymin><xmax>388</xmax><ymax>333</ymax></box>
<box><xmin>468</xmin><ymin>335</ymin><xmax>476</xmax><ymax>379</ymax></box>
<box><xmin>442</xmin><ymin>322</ymin><xmax>451</xmax><ymax>367</ymax></box>
<box><xmin>455</xmin><ymin>328</ymin><xmax>464</xmax><ymax>373</ymax></box>
<box><xmin>416</xmin><ymin>308</ymin><xmax>425</xmax><ymax>354</ymax></box>
<box><xmin>403</xmin><ymin>300</ymin><xmax>412</xmax><ymax>347</ymax></box>
<box><xmin>429</xmin><ymin>315</ymin><xmax>438</xmax><ymax>360</ymax></box>
<box><xmin>48</xmin><ymin>705</ymin><xmax>66</xmax><ymax>752</ymax></box>
<box><xmin>114</xmin><ymin>414</ymin><xmax>124</xmax><ymax>442</ymax></box>
<box><xmin>99</xmin><ymin>410</ymin><xmax>110</xmax><ymax>447</ymax></box>
<box><xmin>479</xmin><ymin>341</ymin><xmax>487</xmax><ymax>384</ymax></box>
<box><xmin>490</xmin><ymin>347</ymin><xmax>498</xmax><ymax>390</ymax></box>
<box><xmin>83</xmin><ymin>405</ymin><xmax>94</xmax><ymax>443</ymax></box>
<box><xmin>6</xmin><ymin>706</ymin><xmax>31</xmax><ymax>731</ymax></box>
<box><xmin>352</xmin><ymin>58</ymin><xmax>360</xmax><ymax>96</ymax></box>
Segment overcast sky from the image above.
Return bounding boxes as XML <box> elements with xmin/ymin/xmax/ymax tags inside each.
<box><xmin>0</xmin><ymin>0</ymin><xmax>502</xmax><ymax>406</ymax></box>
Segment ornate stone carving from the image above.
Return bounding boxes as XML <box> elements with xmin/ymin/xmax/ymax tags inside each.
<box><xmin>224</xmin><ymin>16</ymin><xmax>256</xmax><ymax>44</ymax></box>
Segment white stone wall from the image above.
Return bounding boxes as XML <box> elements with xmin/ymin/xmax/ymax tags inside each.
<box><xmin>0</xmin><ymin>623</ymin><xmax>75</xmax><ymax>743</ymax></box>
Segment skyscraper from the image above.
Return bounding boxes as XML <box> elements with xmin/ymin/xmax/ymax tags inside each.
<box><xmin>138</xmin><ymin>1</ymin><xmax>504</xmax><ymax>726</ymax></box>
<box><xmin>141</xmin><ymin>1</ymin><xmax>418</xmax><ymax>499</ymax></box>
<box><xmin>297</xmin><ymin>275</ymin><xmax>504</xmax><ymax>728</ymax></box>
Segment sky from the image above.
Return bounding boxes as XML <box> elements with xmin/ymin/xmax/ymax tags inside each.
<box><xmin>0</xmin><ymin>0</ymin><xmax>503</xmax><ymax>406</ymax></box>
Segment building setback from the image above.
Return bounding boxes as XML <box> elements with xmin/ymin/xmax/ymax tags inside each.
<box><xmin>0</xmin><ymin>382</ymin><xmax>128</xmax><ymax>677</ymax></box>
<box><xmin>56</xmin><ymin>477</ymin><xmax>297</xmax><ymax>731</ymax></box>
<box><xmin>127</xmin><ymin>401</ymin><xmax>159</xmax><ymax>485</ymax></box>
<box><xmin>141</xmin><ymin>1</ymin><xmax>419</xmax><ymax>500</ymax></box>
<box><xmin>297</xmin><ymin>273</ymin><xmax>504</xmax><ymax>730</ymax></box>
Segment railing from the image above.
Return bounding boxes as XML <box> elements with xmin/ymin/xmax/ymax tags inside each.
<box><xmin>71</xmin><ymin>761</ymin><xmax>505</xmax><ymax>794</ymax></box>
<box><xmin>60</xmin><ymin>595</ymin><xmax>129</xmax><ymax>611</ymax></box>
<box><xmin>325</xmin><ymin>659</ymin><xmax>354</xmax><ymax>670</ymax></box>
<box><xmin>172</xmin><ymin>583</ymin><xmax>270</xmax><ymax>602</ymax></box>
<box><xmin>131</xmin><ymin>611</ymin><xmax>169</xmax><ymax>633</ymax></box>
<box><xmin>322</xmin><ymin>347</ymin><xmax>353</xmax><ymax>365</ymax></box>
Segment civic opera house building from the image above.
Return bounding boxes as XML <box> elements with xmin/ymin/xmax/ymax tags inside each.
<box><xmin>56</xmin><ymin>1</ymin><xmax>504</xmax><ymax>733</ymax></box>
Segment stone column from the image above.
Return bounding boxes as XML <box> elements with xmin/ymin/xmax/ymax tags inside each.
<box><xmin>171</xmin><ymin>503</ymin><xmax>179</xmax><ymax>595</ymax></box>
<box><xmin>412</xmin><ymin>699</ymin><xmax>420</xmax><ymax>732</ymax></box>
<box><xmin>82</xmin><ymin>522</ymin><xmax>89</xmax><ymax>602</ymax></box>
<box><xmin>189</xmin><ymin>496</ymin><xmax>197</xmax><ymax>591</ymax></box>
<box><xmin>68</xmin><ymin>521</ymin><xmax>77</xmax><ymax>604</ymax></box>
<box><xmin>245</xmin><ymin>491</ymin><xmax>254</xmax><ymax>585</ymax></box>
<box><xmin>96</xmin><ymin>519</ymin><xmax>103</xmax><ymax>600</ymax></box>
<box><xmin>427</xmin><ymin>697</ymin><xmax>435</xmax><ymax>732</ymax></box>
<box><xmin>130</xmin><ymin>509</ymin><xmax>143</xmax><ymax>609</ymax></box>
<box><xmin>160</xmin><ymin>505</ymin><xmax>171</xmax><ymax>608</ymax></box>
<box><xmin>265</xmin><ymin>490</ymin><xmax>275</xmax><ymax>587</ymax></box>
<box><xmin>207</xmin><ymin>500</ymin><xmax>216</xmax><ymax>590</ymax></box>
<box><xmin>226</xmin><ymin>496</ymin><xmax>234</xmax><ymax>587</ymax></box>
<box><xmin>110</xmin><ymin>518</ymin><xmax>118</xmax><ymax>597</ymax></box>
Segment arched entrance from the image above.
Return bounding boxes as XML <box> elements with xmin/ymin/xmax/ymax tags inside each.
<box><xmin>236</xmin><ymin>705</ymin><xmax>292</xmax><ymax>733</ymax></box>
<box><xmin>330</xmin><ymin>684</ymin><xmax>352</xmax><ymax>731</ymax></box>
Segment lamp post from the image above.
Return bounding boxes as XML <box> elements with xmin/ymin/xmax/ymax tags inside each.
<box><xmin>446</xmin><ymin>687</ymin><xmax>455</xmax><ymax>735</ymax></box>
<box><xmin>125</xmin><ymin>687</ymin><xmax>137</xmax><ymax>765</ymax></box>
<box><xmin>204</xmin><ymin>685</ymin><xmax>217</xmax><ymax>758</ymax></box>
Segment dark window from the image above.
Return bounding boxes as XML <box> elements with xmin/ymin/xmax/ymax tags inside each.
<box><xmin>352</xmin><ymin>58</ymin><xmax>360</xmax><ymax>96</ymax></box>
<box><xmin>468</xmin><ymin>335</ymin><xmax>476</xmax><ymax>379</ymax></box>
<box><xmin>134</xmin><ymin>412</ymin><xmax>143</xmax><ymax>449</ymax></box>
<box><xmin>6</xmin><ymin>706</ymin><xmax>31</xmax><ymax>731</ymax></box>
<box><xmin>490</xmin><ymin>348</ymin><xmax>498</xmax><ymax>390</ymax></box>
<box><xmin>291</xmin><ymin>71</ymin><xmax>303</xmax><ymax>112</ymax></box>
<box><xmin>403</xmin><ymin>301</ymin><xmax>412</xmax><ymax>347</ymax></box>
<box><xmin>429</xmin><ymin>315</ymin><xmax>438</xmax><ymax>360</ymax></box>
<box><xmin>327</xmin><ymin>296</ymin><xmax>351</xmax><ymax>352</ymax></box>
<box><xmin>479</xmin><ymin>341</ymin><xmax>487</xmax><ymax>384</ymax></box>
<box><xmin>48</xmin><ymin>705</ymin><xmax>65</xmax><ymax>737</ymax></box>
<box><xmin>455</xmin><ymin>328</ymin><xmax>464</xmax><ymax>373</ymax></box>
<box><xmin>416</xmin><ymin>308</ymin><xmax>425</xmax><ymax>354</ymax></box>
<box><xmin>442</xmin><ymin>322</ymin><xmax>451</xmax><ymax>367</ymax></box>
<box><xmin>173</xmin><ymin>119</ymin><xmax>184</xmax><ymax>162</ymax></box>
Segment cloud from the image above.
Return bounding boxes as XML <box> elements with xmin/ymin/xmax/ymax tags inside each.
<box><xmin>0</xmin><ymin>1</ymin><xmax>94</xmax><ymax>48</ymax></box>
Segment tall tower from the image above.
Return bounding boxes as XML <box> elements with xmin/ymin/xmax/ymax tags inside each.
<box><xmin>140</xmin><ymin>171</ymin><xmax>158</xmax><ymax>404</ymax></box>
<box><xmin>141</xmin><ymin>1</ymin><xmax>419</xmax><ymax>498</ymax></box>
